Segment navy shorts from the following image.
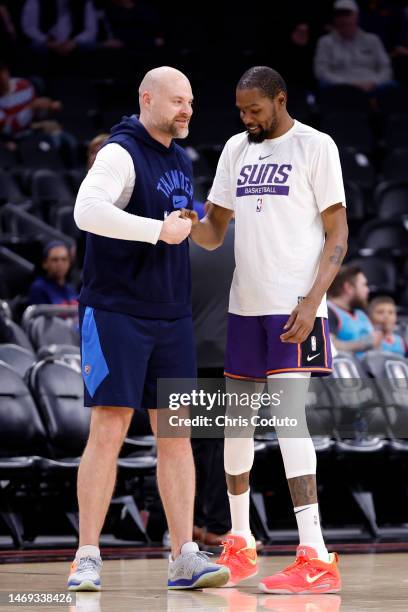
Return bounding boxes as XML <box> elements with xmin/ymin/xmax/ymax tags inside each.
<box><xmin>79</xmin><ymin>305</ymin><xmax>196</xmax><ymax>410</ymax></box>
<box><xmin>225</xmin><ymin>314</ymin><xmax>332</xmax><ymax>381</ymax></box>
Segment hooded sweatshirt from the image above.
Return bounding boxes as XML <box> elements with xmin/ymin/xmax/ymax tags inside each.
<box><xmin>78</xmin><ymin>115</ymin><xmax>194</xmax><ymax>319</ymax></box>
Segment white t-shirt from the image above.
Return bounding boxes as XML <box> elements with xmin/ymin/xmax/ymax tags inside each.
<box><xmin>208</xmin><ymin>120</ymin><xmax>346</xmax><ymax>318</ymax></box>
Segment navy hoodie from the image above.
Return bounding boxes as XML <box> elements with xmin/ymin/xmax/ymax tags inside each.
<box><xmin>79</xmin><ymin>116</ymin><xmax>194</xmax><ymax>319</ymax></box>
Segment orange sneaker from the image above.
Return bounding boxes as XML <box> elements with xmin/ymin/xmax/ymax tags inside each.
<box><xmin>258</xmin><ymin>546</ymin><xmax>341</xmax><ymax>595</ymax></box>
<box><xmin>216</xmin><ymin>534</ymin><xmax>258</xmax><ymax>587</ymax></box>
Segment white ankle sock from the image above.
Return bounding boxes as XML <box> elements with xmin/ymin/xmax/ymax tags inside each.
<box><xmin>76</xmin><ymin>545</ymin><xmax>100</xmax><ymax>559</ymax></box>
<box><xmin>294</xmin><ymin>503</ymin><xmax>329</xmax><ymax>562</ymax></box>
<box><xmin>228</xmin><ymin>489</ymin><xmax>252</xmax><ymax>546</ymax></box>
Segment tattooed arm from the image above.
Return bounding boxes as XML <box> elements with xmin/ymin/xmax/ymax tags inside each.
<box><xmin>281</xmin><ymin>203</ymin><xmax>348</xmax><ymax>343</ymax></box>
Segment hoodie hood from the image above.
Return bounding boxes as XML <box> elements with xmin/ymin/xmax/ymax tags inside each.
<box><xmin>109</xmin><ymin>115</ymin><xmax>175</xmax><ymax>155</ymax></box>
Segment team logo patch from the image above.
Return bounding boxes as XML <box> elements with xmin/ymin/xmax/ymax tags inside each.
<box><xmin>84</xmin><ymin>364</ymin><xmax>91</xmax><ymax>375</ymax></box>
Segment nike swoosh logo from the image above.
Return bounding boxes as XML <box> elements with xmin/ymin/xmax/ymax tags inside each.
<box><xmin>259</xmin><ymin>154</ymin><xmax>274</xmax><ymax>160</ymax></box>
<box><xmin>306</xmin><ymin>571</ymin><xmax>328</xmax><ymax>584</ymax></box>
<box><xmin>306</xmin><ymin>353</ymin><xmax>320</xmax><ymax>362</ymax></box>
<box><xmin>245</xmin><ymin>554</ymin><xmax>258</xmax><ymax>565</ymax></box>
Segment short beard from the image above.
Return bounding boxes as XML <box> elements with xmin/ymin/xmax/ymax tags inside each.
<box><xmin>156</xmin><ymin>118</ymin><xmax>189</xmax><ymax>140</ymax></box>
<box><xmin>350</xmin><ymin>296</ymin><xmax>368</xmax><ymax>311</ymax></box>
<box><xmin>169</xmin><ymin>123</ymin><xmax>189</xmax><ymax>139</ymax></box>
<box><xmin>247</xmin><ymin>128</ymin><xmax>268</xmax><ymax>143</ymax></box>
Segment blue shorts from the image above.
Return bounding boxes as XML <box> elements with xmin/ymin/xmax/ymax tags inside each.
<box><xmin>224</xmin><ymin>314</ymin><xmax>332</xmax><ymax>381</ymax></box>
<box><xmin>79</xmin><ymin>305</ymin><xmax>196</xmax><ymax>410</ymax></box>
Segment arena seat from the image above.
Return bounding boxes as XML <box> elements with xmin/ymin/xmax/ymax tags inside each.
<box><xmin>0</xmin><ymin>344</ymin><xmax>36</xmax><ymax>377</ymax></box>
<box><xmin>358</xmin><ymin>219</ymin><xmax>408</xmax><ymax>256</ymax></box>
<box><xmin>374</xmin><ymin>181</ymin><xmax>408</xmax><ymax>220</ymax></box>
<box><xmin>361</xmin><ymin>351</ymin><xmax>408</xmax><ymax>534</ymax></box>
<box><xmin>320</xmin><ymin>112</ymin><xmax>374</xmax><ymax>152</ymax></box>
<box><xmin>381</xmin><ymin>148</ymin><xmax>408</xmax><ymax>182</ymax></box>
<box><xmin>339</xmin><ymin>148</ymin><xmax>375</xmax><ymax>191</ymax></box>
<box><xmin>327</xmin><ymin>352</ymin><xmax>388</xmax><ymax>537</ymax></box>
<box><xmin>22</xmin><ymin>305</ymin><xmax>80</xmax><ymax>351</ymax></box>
<box><xmin>0</xmin><ymin>362</ymin><xmax>48</xmax><ymax>546</ymax></box>
<box><xmin>28</xmin><ymin>358</ymin><xmax>157</xmax><ymax>542</ymax></box>
<box><xmin>362</xmin><ymin>351</ymin><xmax>408</xmax><ymax>447</ymax></box>
<box><xmin>18</xmin><ymin>133</ymin><xmax>64</xmax><ymax>171</ymax></box>
<box><xmin>347</xmin><ymin>256</ymin><xmax>397</xmax><ymax>295</ymax></box>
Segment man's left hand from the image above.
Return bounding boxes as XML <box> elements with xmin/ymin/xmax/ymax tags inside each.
<box><xmin>280</xmin><ymin>298</ymin><xmax>318</xmax><ymax>344</ymax></box>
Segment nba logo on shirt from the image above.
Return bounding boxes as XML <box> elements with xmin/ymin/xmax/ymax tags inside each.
<box><xmin>311</xmin><ymin>336</ymin><xmax>317</xmax><ymax>352</ymax></box>
<box><xmin>256</xmin><ymin>198</ymin><xmax>263</xmax><ymax>212</ymax></box>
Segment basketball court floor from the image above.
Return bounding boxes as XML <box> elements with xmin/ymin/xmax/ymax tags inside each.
<box><xmin>1</xmin><ymin>552</ymin><xmax>407</xmax><ymax>611</ymax></box>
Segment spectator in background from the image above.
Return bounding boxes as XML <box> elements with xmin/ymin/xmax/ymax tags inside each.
<box><xmin>0</xmin><ymin>61</ymin><xmax>61</xmax><ymax>145</ymax></box>
<box><xmin>28</xmin><ymin>241</ymin><xmax>77</xmax><ymax>305</ymax></box>
<box><xmin>21</xmin><ymin>0</ymin><xmax>98</xmax><ymax>56</ymax></box>
<box><xmin>87</xmin><ymin>132</ymin><xmax>109</xmax><ymax>169</ymax></box>
<box><xmin>328</xmin><ymin>265</ymin><xmax>383</xmax><ymax>358</ymax></box>
<box><xmin>368</xmin><ymin>295</ymin><xmax>407</xmax><ymax>356</ymax></box>
<box><xmin>314</xmin><ymin>0</ymin><xmax>394</xmax><ymax>92</ymax></box>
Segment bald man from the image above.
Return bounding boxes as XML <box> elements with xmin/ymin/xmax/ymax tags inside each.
<box><xmin>69</xmin><ymin>67</ymin><xmax>230</xmax><ymax>591</ymax></box>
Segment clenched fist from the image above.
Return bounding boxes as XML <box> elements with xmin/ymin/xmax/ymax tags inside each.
<box><xmin>179</xmin><ymin>208</ymin><xmax>199</xmax><ymax>225</ymax></box>
<box><xmin>159</xmin><ymin>210</ymin><xmax>192</xmax><ymax>244</ymax></box>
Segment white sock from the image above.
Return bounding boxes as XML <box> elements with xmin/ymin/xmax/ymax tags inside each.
<box><xmin>228</xmin><ymin>489</ymin><xmax>253</xmax><ymax>547</ymax></box>
<box><xmin>76</xmin><ymin>545</ymin><xmax>100</xmax><ymax>560</ymax></box>
<box><xmin>294</xmin><ymin>503</ymin><xmax>329</xmax><ymax>562</ymax></box>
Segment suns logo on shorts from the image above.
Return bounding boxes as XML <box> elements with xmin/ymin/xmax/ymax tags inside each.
<box><xmin>84</xmin><ymin>364</ymin><xmax>91</xmax><ymax>375</ymax></box>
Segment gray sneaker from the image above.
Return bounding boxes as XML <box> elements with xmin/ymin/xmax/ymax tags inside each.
<box><xmin>67</xmin><ymin>556</ymin><xmax>102</xmax><ymax>591</ymax></box>
<box><xmin>167</xmin><ymin>542</ymin><xmax>230</xmax><ymax>589</ymax></box>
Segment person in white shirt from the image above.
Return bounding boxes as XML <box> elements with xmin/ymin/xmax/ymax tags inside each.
<box><xmin>181</xmin><ymin>65</ymin><xmax>348</xmax><ymax>594</ymax></box>
<box><xmin>21</xmin><ymin>0</ymin><xmax>98</xmax><ymax>55</ymax></box>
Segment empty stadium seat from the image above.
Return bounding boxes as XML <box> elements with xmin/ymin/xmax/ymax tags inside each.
<box><xmin>358</xmin><ymin>219</ymin><xmax>408</xmax><ymax>255</ymax></box>
<box><xmin>22</xmin><ymin>305</ymin><xmax>80</xmax><ymax>351</ymax></box>
<box><xmin>344</xmin><ymin>181</ymin><xmax>365</xmax><ymax>224</ymax></box>
<box><xmin>347</xmin><ymin>256</ymin><xmax>397</xmax><ymax>295</ymax></box>
<box><xmin>18</xmin><ymin>134</ymin><xmax>64</xmax><ymax>171</ymax></box>
<box><xmin>0</xmin><ymin>310</ymin><xmax>34</xmax><ymax>351</ymax></box>
<box><xmin>28</xmin><ymin>358</ymin><xmax>157</xmax><ymax>542</ymax></box>
<box><xmin>374</xmin><ymin>181</ymin><xmax>408</xmax><ymax>220</ymax></box>
<box><xmin>0</xmin><ymin>362</ymin><xmax>48</xmax><ymax>546</ymax></box>
<box><xmin>339</xmin><ymin>148</ymin><xmax>374</xmax><ymax>190</ymax></box>
<box><xmin>376</xmin><ymin>85</ymin><xmax>408</xmax><ymax>115</ymax></box>
<box><xmin>320</xmin><ymin>112</ymin><xmax>374</xmax><ymax>152</ymax></box>
<box><xmin>318</xmin><ymin>85</ymin><xmax>370</xmax><ymax>113</ymax></box>
<box><xmin>381</xmin><ymin>148</ymin><xmax>408</xmax><ymax>182</ymax></box>
<box><xmin>383</xmin><ymin>115</ymin><xmax>408</xmax><ymax>150</ymax></box>
<box><xmin>0</xmin><ymin>170</ymin><xmax>26</xmax><ymax>206</ymax></box>
<box><xmin>328</xmin><ymin>352</ymin><xmax>389</xmax><ymax>537</ymax></box>
<box><xmin>0</xmin><ymin>344</ymin><xmax>36</xmax><ymax>378</ymax></box>
<box><xmin>31</xmin><ymin>169</ymin><xmax>73</xmax><ymax>222</ymax></box>
<box><xmin>362</xmin><ymin>351</ymin><xmax>408</xmax><ymax>446</ymax></box>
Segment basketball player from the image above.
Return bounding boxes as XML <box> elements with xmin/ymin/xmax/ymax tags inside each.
<box><xmin>68</xmin><ymin>66</ymin><xmax>230</xmax><ymax>591</ymax></box>
<box><xmin>182</xmin><ymin>66</ymin><xmax>348</xmax><ymax>594</ymax></box>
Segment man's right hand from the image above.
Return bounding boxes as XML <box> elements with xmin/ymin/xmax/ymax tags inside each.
<box><xmin>158</xmin><ymin>210</ymin><xmax>192</xmax><ymax>244</ymax></box>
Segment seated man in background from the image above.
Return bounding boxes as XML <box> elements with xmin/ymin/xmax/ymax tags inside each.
<box><xmin>328</xmin><ymin>265</ymin><xmax>383</xmax><ymax>358</ymax></box>
<box><xmin>368</xmin><ymin>295</ymin><xmax>407</xmax><ymax>357</ymax></box>
<box><xmin>28</xmin><ymin>241</ymin><xmax>77</xmax><ymax>306</ymax></box>
<box><xmin>314</xmin><ymin>0</ymin><xmax>393</xmax><ymax>93</ymax></box>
